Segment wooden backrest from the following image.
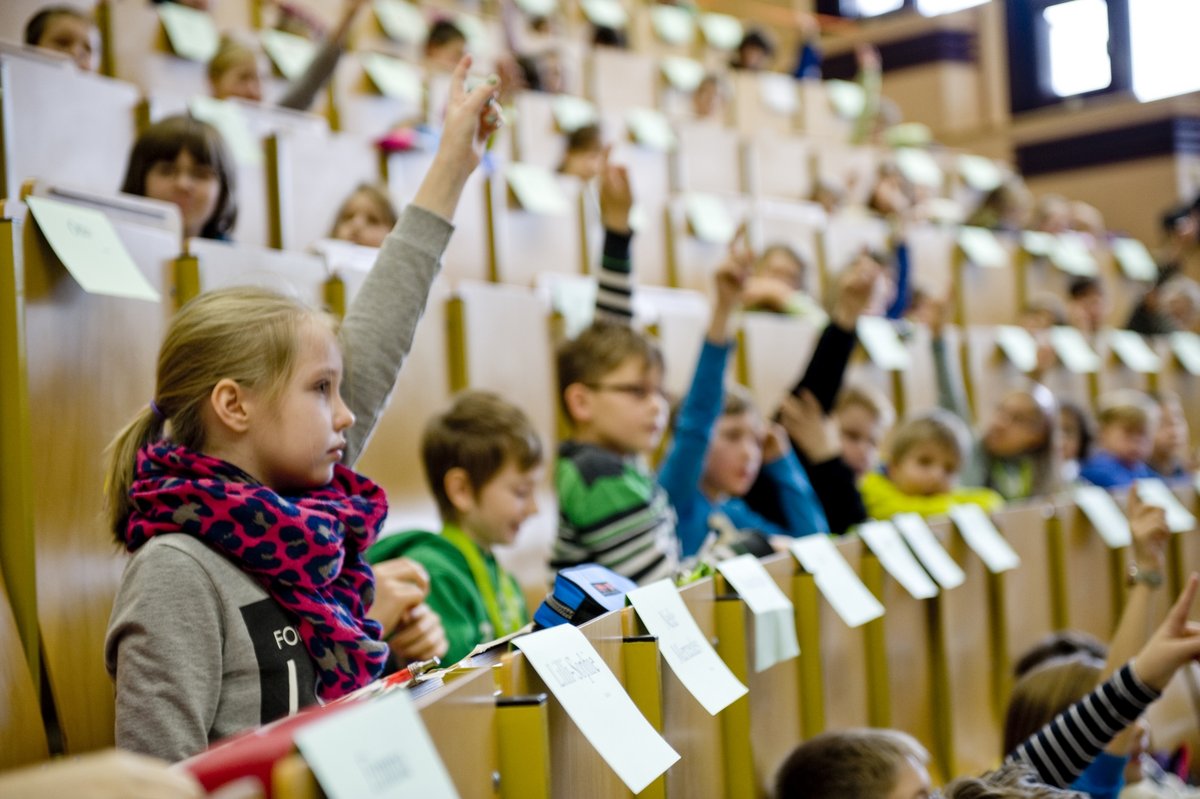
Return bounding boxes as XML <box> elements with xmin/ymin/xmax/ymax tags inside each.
<box><xmin>1</xmin><ymin>52</ymin><xmax>140</xmax><ymax>200</ymax></box>
<box><xmin>813</xmin><ymin>144</ymin><xmax>879</xmax><ymax>209</ymax></box>
<box><xmin>1057</xmin><ymin>498</ymin><xmax>1123</xmax><ymax>640</ymax></box>
<box><xmin>412</xmin><ymin>667</ymin><xmax>501</xmax><ymax>799</ymax></box>
<box><xmin>744</xmin><ymin>133</ymin><xmax>813</xmax><ymax>203</ymax></box>
<box><xmin>186</xmin><ymin>237</ymin><xmax>328</xmax><ymax>304</ymax></box>
<box><xmin>490</xmin><ymin>169</ymin><xmax>587</xmax><ymax>287</ymax></box>
<box><xmin>511</xmin><ymin>91</ymin><xmax>570</xmax><ymax>171</ymax></box>
<box><xmin>729</xmin><ymin>70</ymin><xmax>797</xmax><ymax>137</ymax></box>
<box><xmin>0</xmin><ymin>566</ymin><xmax>48</xmax><ymax>769</ymax></box>
<box><xmin>738</xmin><ymin>312</ymin><xmax>821</xmax><ymax>415</ymax></box>
<box><xmin>674</xmin><ymin>121</ymin><xmax>743</xmax><ymax>196</ymax></box>
<box><xmin>102</xmin><ymin>0</ymin><xmax>210</xmax><ymax>98</ymax></box>
<box><xmin>820</xmin><ymin>210</ymin><xmax>889</xmax><ymax>284</ymax></box>
<box><xmin>665</xmin><ymin>193</ymin><xmax>750</xmax><ymax>293</ymax></box>
<box><xmin>954</xmin><ymin>234</ymin><xmax>1020</xmax><ymax>327</ymax></box>
<box><xmin>586</xmin><ymin>48</ymin><xmax>658</xmax><ymax>112</ymax></box>
<box><xmin>992</xmin><ymin>502</ymin><xmax>1058</xmax><ymax>682</ymax></box>
<box><xmin>331</xmin><ymin>53</ymin><xmax>426</xmax><ymax>138</ymax></box>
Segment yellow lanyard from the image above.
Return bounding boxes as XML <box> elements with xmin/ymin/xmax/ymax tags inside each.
<box><xmin>440</xmin><ymin>525</ymin><xmax>524</xmax><ymax>637</ymax></box>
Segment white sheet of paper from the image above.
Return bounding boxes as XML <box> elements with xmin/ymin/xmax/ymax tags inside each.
<box><xmin>1137</xmin><ymin>479</ymin><xmax>1196</xmax><ymax>533</ymax></box>
<box><xmin>857</xmin><ymin>521</ymin><xmax>939</xmax><ymax>599</ymax></box>
<box><xmin>958</xmin><ymin>226</ymin><xmax>1006</xmax><ymax>268</ymax></box>
<box><xmin>157</xmin><ymin>2</ymin><xmax>219</xmax><ymax>62</ymax></box>
<box><xmin>857</xmin><ymin>316</ymin><xmax>911</xmax><ymax>370</ymax></box>
<box><xmin>825</xmin><ymin>79</ymin><xmax>865</xmax><ymax>119</ymax></box>
<box><xmin>759</xmin><ymin>72</ymin><xmax>798</xmax><ymax>114</ymax></box>
<box><xmin>294</xmin><ymin>691</ymin><xmax>460</xmax><ymax>799</ymax></box>
<box><xmin>894</xmin><ymin>148</ymin><xmax>943</xmax><ymax>189</ymax></box>
<box><xmin>716</xmin><ymin>554</ymin><xmax>800</xmax><ymax>672</ymax></box>
<box><xmin>958</xmin><ymin>154</ymin><xmax>1004</xmax><ymax>192</ymax></box>
<box><xmin>660</xmin><ymin>56</ymin><xmax>706</xmax><ymax>92</ymax></box>
<box><xmin>373</xmin><ymin>0</ymin><xmax>427</xmax><ymax>43</ymax></box>
<box><xmin>699</xmin><ymin>13</ymin><xmax>742</xmax><ymax>49</ymax></box>
<box><xmin>651</xmin><ymin>4</ymin><xmax>695</xmax><ymax>45</ymax></box>
<box><xmin>507</xmin><ymin>163</ymin><xmax>570</xmax><ymax>216</ymax></box>
<box><xmin>626</xmin><ymin>108</ymin><xmax>677</xmax><ymax>152</ymax></box>
<box><xmin>1050</xmin><ymin>235</ymin><xmax>1097</xmax><ymax>276</ymax></box>
<box><xmin>1050</xmin><ymin>326</ymin><xmax>1101</xmax><ymax>373</ymax></box>
<box><xmin>513</xmin><ymin>625</ymin><xmax>679</xmax><ymax>793</ymax></box>
<box><xmin>259</xmin><ymin>29</ymin><xmax>316</xmax><ymax>82</ymax></box>
<box><xmin>1170</xmin><ymin>331</ymin><xmax>1200</xmax><ymax>375</ymax></box>
<box><xmin>789</xmin><ymin>535</ymin><xmax>884</xmax><ymax>628</ymax></box>
<box><xmin>684</xmin><ymin>193</ymin><xmax>735</xmax><ymax>244</ymax></box>
<box><xmin>552</xmin><ymin>94</ymin><xmax>598</xmax><ymax>132</ymax></box>
<box><xmin>188</xmin><ymin>96</ymin><xmax>262</xmax><ymax>166</ymax></box>
<box><xmin>995</xmin><ymin>325</ymin><xmax>1039</xmax><ymax>373</ymax></box>
<box><xmin>1072</xmin><ymin>484</ymin><xmax>1132</xmax><ymax>548</ymax></box>
<box><xmin>885</xmin><ymin>123</ymin><xmax>933</xmax><ymax>149</ymax></box>
<box><xmin>25</xmin><ymin>196</ymin><xmax>161</xmax><ymax>302</ymax></box>
<box><xmin>580</xmin><ymin>0</ymin><xmax>629</xmax><ymax>28</ymax></box>
<box><xmin>948</xmin><ymin>504</ymin><xmax>1019</xmax><ymax>573</ymax></box>
<box><xmin>548</xmin><ymin>276</ymin><xmax>597</xmax><ymax>339</ymax></box>
<box><xmin>1022</xmin><ymin>230</ymin><xmax>1056</xmax><ymax>258</ymax></box>
<box><xmin>1107</xmin><ymin>329</ymin><xmax>1161</xmax><ymax>373</ymax></box>
<box><xmin>515</xmin><ymin>0</ymin><xmax>558</xmax><ymax>15</ymax></box>
<box><xmin>892</xmin><ymin>513</ymin><xmax>966</xmax><ymax>590</ymax></box>
<box><xmin>361</xmin><ymin>52</ymin><xmax>422</xmax><ymax>102</ymax></box>
<box><xmin>627</xmin><ymin>580</ymin><xmax>747</xmax><ymax>715</ymax></box>
<box><xmin>1112</xmin><ymin>238</ymin><xmax>1158</xmax><ymax>281</ymax></box>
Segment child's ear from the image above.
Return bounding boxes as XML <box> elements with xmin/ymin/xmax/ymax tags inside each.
<box><xmin>209</xmin><ymin>379</ymin><xmax>251</xmax><ymax>434</ymax></box>
<box><xmin>563</xmin><ymin>383</ymin><xmax>591</xmax><ymax>424</ymax></box>
<box><xmin>443</xmin><ymin>467</ymin><xmax>476</xmax><ymax>515</ymax></box>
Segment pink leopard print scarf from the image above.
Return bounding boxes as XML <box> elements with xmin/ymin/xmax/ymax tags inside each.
<box><xmin>125</xmin><ymin>442</ymin><xmax>390</xmax><ymax>701</ymax></box>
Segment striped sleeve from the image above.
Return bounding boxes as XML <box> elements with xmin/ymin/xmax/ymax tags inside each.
<box><xmin>594</xmin><ymin>229</ymin><xmax>635</xmax><ymax>326</ymax></box>
<box><xmin>1006</xmin><ymin>663</ymin><xmax>1160</xmax><ymax>787</ymax></box>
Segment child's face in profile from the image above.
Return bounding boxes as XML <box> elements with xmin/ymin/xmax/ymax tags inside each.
<box><xmin>36</xmin><ymin>14</ymin><xmax>98</xmax><ymax>72</ymax></box>
<box><xmin>1099</xmin><ymin>421</ymin><xmax>1152</xmax><ymax>465</ymax></box>
<box><xmin>702</xmin><ymin>411</ymin><xmax>763</xmax><ymax>499</ymax></box>
<box><xmin>837</xmin><ymin>403</ymin><xmax>883</xmax><ymax>478</ymax></box>
<box><xmin>333</xmin><ymin>191</ymin><xmax>393</xmax><ymax>249</ymax></box>
<box><xmin>575</xmin><ymin>356</ymin><xmax>668</xmax><ymax>455</ymax></box>
<box><xmin>890</xmin><ymin>441</ymin><xmax>958</xmax><ymax>497</ymax></box>
<box><xmin>211</xmin><ymin>56</ymin><xmax>264</xmax><ymax>103</ymax></box>
<box><xmin>460</xmin><ymin>459</ymin><xmax>544</xmax><ymax>548</ymax></box>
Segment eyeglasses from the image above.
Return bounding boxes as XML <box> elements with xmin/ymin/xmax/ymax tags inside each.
<box><xmin>585</xmin><ymin>382</ymin><xmax>668</xmax><ymax>401</ymax></box>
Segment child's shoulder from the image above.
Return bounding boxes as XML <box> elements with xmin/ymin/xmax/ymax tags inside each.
<box><xmin>367</xmin><ymin>529</ymin><xmax>461</xmax><ymax>568</ymax></box>
<box><xmin>557</xmin><ymin>441</ymin><xmax>639</xmax><ymax>484</ymax></box>
<box><xmin>118</xmin><ymin>534</ymin><xmax>267</xmax><ymax>607</ymax></box>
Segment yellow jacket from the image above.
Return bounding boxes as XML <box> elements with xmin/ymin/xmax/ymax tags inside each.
<box><xmin>860</xmin><ymin>471</ymin><xmax>1004</xmax><ymax>521</ymax></box>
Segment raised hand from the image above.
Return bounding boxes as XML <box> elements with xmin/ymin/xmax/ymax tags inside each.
<box><xmin>1128</xmin><ymin>489</ymin><xmax>1169</xmax><ymax>573</ymax></box>
<box><xmin>1132</xmin><ymin>574</ymin><xmax>1200</xmax><ymax>691</ymax></box>
<box><xmin>440</xmin><ymin>56</ymin><xmax>504</xmax><ymax>171</ymax></box>
<box><xmin>779</xmin><ymin>391</ymin><xmax>840</xmax><ymax>463</ymax></box>
<box><xmin>388</xmin><ymin>603</ymin><xmax>450</xmax><ymax>663</ymax></box>
<box><xmin>599</xmin><ymin>145</ymin><xmax>633</xmax><ymax>234</ymax></box>
<box><xmin>831</xmin><ymin>251</ymin><xmax>883</xmax><ymax>330</ymax></box>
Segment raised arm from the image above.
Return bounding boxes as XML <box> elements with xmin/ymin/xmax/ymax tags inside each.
<box><xmin>277</xmin><ymin>0</ymin><xmax>367</xmax><ymax>111</ymax></box>
<box><xmin>594</xmin><ymin>149</ymin><xmax>636</xmax><ymax>326</ymax></box>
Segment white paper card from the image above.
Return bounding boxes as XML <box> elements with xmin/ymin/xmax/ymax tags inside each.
<box><xmin>259</xmin><ymin>29</ymin><xmax>316</xmax><ymax>81</ymax></box>
<box><xmin>660</xmin><ymin>56</ymin><xmax>706</xmax><ymax>92</ymax></box>
<box><xmin>581</xmin><ymin>0</ymin><xmax>629</xmax><ymax>29</ymax></box>
<box><xmin>759</xmin><ymin>72</ymin><xmax>798</xmax><ymax>114</ymax></box>
<box><xmin>294</xmin><ymin>691</ymin><xmax>460</xmax><ymax>799</ymax></box>
<box><xmin>626</xmin><ymin>108</ymin><xmax>677</xmax><ymax>152</ymax></box>
<box><xmin>948</xmin><ymin>504</ymin><xmax>1019</xmax><ymax>573</ymax></box>
<box><xmin>1072</xmin><ymin>484</ymin><xmax>1132</xmax><ymax>548</ymax></box>
<box><xmin>892</xmin><ymin>513</ymin><xmax>966</xmax><ymax>589</ymax></box>
<box><xmin>858</xmin><ymin>521</ymin><xmax>939</xmax><ymax>599</ymax></box>
<box><xmin>1137</xmin><ymin>479</ymin><xmax>1196</xmax><ymax>533</ymax></box>
<box><xmin>958</xmin><ymin>154</ymin><xmax>1004</xmax><ymax>192</ymax></box>
<box><xmin>1050</xmin><ymin>235</ymin><xmax>1097</xmax><ymax>276</ymax></box>
<box><xmin>552</xmin><ymin>95</ymin><xmax>598</xmax><ymax>132</ymax></box>
<box><xmin>995</xmin><ymin>325</ymin><xmax>1039</xmax><ymax>372</ymax></box>
<box><xmin>507</xmin><ymin>163</ymin><xmax>570</xmax><ymax>216</ymax></box>
<box><xmin>651</xmin><ymin>5</ymin><xmax>695</xmax><ymax>45</ymax></box>
<box><xmin>789</xmin><ymin>535</ymin><xmax>884</xmax><ymax>628</ymax></box>
<box><xmin>627</xmin><ymin>580</ymin><xmax>748</xmax><ymax>715</ymax></box>
<box><xmin>1107</xmin><ymin>329</ymin><xmax>1161</xmax><ymax>373</ymax></box>
<box><xmin>716</xmin><ymin>554</ymin><xmax>800</xmax><ymax>672</ymax></box>
<box><xmin>361</xmin><ymin>52</ymin><xmax>422</xmax><ymax>102</ymax></box>
<box><xmin>373</xmin><ymin>0</ymin><xmax>427</xmax><ymax>43</ymax></box>
<box><xmin>515</xmin><ymin>0</ymin><xmax>558</xmax><ymax>16</ymax></box>
<box><xmin>857</xmin><ymin>316</ymin><xmax>911</xmax><ymax>370</ymax></box>
<box><xmin>1022</xmin><ymin>230</ymin><xmax>1056</xmax><ymax>258</ymax></box>
<box><xmin>1050</xmin><ymin>326</ymin><xmax>1101</xmax><ymax>373</ymax></box>
<box><xmin>958</xmin><ymin>226</ymin><xmax>1006</xmax><ymax>268</ymax></box>
<box><xmin>26</xmin><ymin>196</ymin><xmax>161</xmax><ymax>302</ymax></box>
<box><xmin>157</xmin><ymin>2</ymin><xmax>219</xmax><ymax>62</ymax></box>
<box><xmin>1112</xmin><ymin>238</ymin><xmax>1158</xmax><ymax>281</ymax></box>
<box><xmin>189</xmin><ymin>96</ymin><xmax>262</xmax><ymax>166</ymax></box>
<box><xmin>513</xmin><ymin>625</ymin><xmax>680</xmax><ymax>793</ymax></box>
<box><xmin>1170</xmin><ymin>331</ymin><xmax>1200</xmax><ymax>375</ymax></box>
<box><xmin>894</xmin><ymin>148</ymin><xmax>943</xmax><ymax>189</ymax></box>
<box><xmin>826</xmin><ymin>79</ymin><xmax>865</xmax><ymax>119</ymax></box>
<box><xmin>684</xmin><ymin>193</ymin><xmax>735</xmax><ymax>244</ymax></box>
<box><xmin>700</xmin><ymin>13</ymin><xmax>742</xmax><ymax>50</ymax></box>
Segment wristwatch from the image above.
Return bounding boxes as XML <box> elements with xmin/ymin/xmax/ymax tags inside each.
<box><xmin>1127</xmin><ymin>563</ymin><xmax>1164</xmax><ymax>589</ymax></box>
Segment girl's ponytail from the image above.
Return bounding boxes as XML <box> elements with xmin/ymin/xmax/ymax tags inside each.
<box><xmin>104</xmin><ymin>404</ymin><xmax>166</xmax><ymax>544</ymax></box>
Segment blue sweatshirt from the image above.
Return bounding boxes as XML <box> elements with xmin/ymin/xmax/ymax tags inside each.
<box><xmin>1079</xmin><ymin>450</ymin><xmax>1157</xmax><ymax>490</ymax></box>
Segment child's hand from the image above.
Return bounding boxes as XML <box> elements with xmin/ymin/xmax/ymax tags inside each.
<box><xmin>1132</xmin><ymin>574</ymin><xmax>1200</xmax><ymax>691</ymax></box>
<box><xmin>779</xmin><ymin>391</ymin><xmax>840</xmax><ymax>463</ymax></box>
<box><xmin>0</xmin><ymin>750</ymin><xmax>204</xmax><ymax>799</ymax></box>
<box><xmin>437</xmin><ymin>56</ymin><xmax>503</xmax><ymax>177</ymax></box>
<box><xmin>761</xmin><ymin>422</ymin><xmax>792</xmax><ymax>465</ymax></box>
<box><xmin>367</xmin><ymin>557</ymin><xmax>430</xmax><ymax>637</ymax></box>
<box><xmin>831</xmin><ymin>252</ymin><xmax>883</xmax><ymax>330</ymax></box>
<box><xmin>714</xmin><ymin>225</ymin><xmax>753</xmax><ymax>311</ymax></box>
<box><xmin>599</xmin><ymin>146</ymin><xmax>633</xmax><ymax>234</ymax></box>
<box><xmin>743</xmin><ymin>274</ymin><xmax>795</xmax><ymax>312</ymax></box>
<box><xmin>389</xmin><ymin>603</ymin><xmax>450</xmax><ymax>663</ymax></box>
<box><xmin>1128</xmin><ymin>489</ymin><xmax>1169</xmax><ymax>573</ymax></box>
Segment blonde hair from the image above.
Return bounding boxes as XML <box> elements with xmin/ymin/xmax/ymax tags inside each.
<box><xmin>887</xmin><ymin>409</ymin><xmax>970</xmax><ymax>468</ymax></box>
<box><xmin>1001</xmin><ymin>653</ymin><xmax>1102</xmax><ymax>756</ymax></box>
<box><xmin>208</xmin><ymin>36</ymin><xmax>257</xmax><ymax>83</ymax></box>
<box><xmin>1096</xmin><ymin>389</ymin><xmax>1159</xmax><ymax>433</ymax></box>
<box><xmin>835</xmin><ymin>380</ymin><xmax>896</xmax><ymax>430</ymax></box>
<box><xmin>331</xmin><ymin>184</ymin><xmax>398</xmax><ymax>237</ymax></box>
<box><xmin>104</xmin><ymin>287</ymin><xmax>332</xmax><ymax>540</ymax></box>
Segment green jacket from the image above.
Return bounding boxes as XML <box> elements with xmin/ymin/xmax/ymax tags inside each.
<box><xmin>367</xmin><ymin>528</ymin><xmax>528</xmax><ymax>666</ymax></box>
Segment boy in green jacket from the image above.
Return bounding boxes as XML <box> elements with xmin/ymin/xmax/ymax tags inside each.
<box><xmin>368</xmin><ymin>391</ymin><xmax>544</xmax><ymax>665</ymax></box>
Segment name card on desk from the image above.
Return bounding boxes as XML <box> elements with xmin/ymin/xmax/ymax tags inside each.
<box><xmin>789</xmin><ymin>535</ymin><xmax>884</xmax><ymax>627</ymax></box>
<box><xmin>189</xmin><ymin>96</ymin><xmax>262</xmax><ymax>166</ymax></box>
<box><xmin>259</xmin><ymin>29</ymin><xmax>316</xmax><ymax>82</ymax></box>
<box><xmin>581</xmin><ymin>0</ymin><xmax>629</xmax><ymax>29</ymax></box>
<box><xmin>1171</xmin><ymin>331</ymin><xmax>1200</xmax><ymax>375</ymax></box>
<box><xmin>1049</xmin><ymin>235</ymin><xmax>1097</xmax><ymax>276</ymax></box>
<box><xmin>1021</xmin><ymin>230</ymin><xmax>1055</xmax><ymax>258</ymax></box>
<box><xmin>660</xmin><ymin>56</ymin><xmax>706</xmax><ymax>92</ymax></box>
<box><xmin>716</xmin><ymin>554</ymin><xmax>800</xmax><ymax>672</ymax></box>
<box><xmin>627</xmin><ymin>580</ymin><xmax>747</xmax><ymax>715</ymax></box>
<box><xmin>515</xmin><ymin>0</ymin><xmax>558</xmax><ymax>16</ymax></box>
<box><xmin>684</xmin><ymin>192</ymin><xmax>736</xmax><ymax>244</ymax></box>
<box><xmin>948</xmin><ymin>504</ymin><xmax>1019</xmax><ymax>573</ymax></box>
<box><xmin>1049</xmin><ymin>326</ymin><xmax>1101</xmax><ymax>373</ymax></box>
<box><xmin>514</xmin><ymin>625</ymin><xmax>680</xmax><ymax>794</ymax></box>
<box><xmin>1072</xmin><ymin>485</ymin><xmax>1131</xmax><ymax>548</ymax></box>
<box><xmin>294</xmin><ymin>691</ymin><xmax>460</xmax><ymax>799</ymax></box>
<box><xmin>825</xmin><ymin>79</ymin><xmax>865</xmax><ymax>119</ymax></box>
<box><xmin>361</xmin><ymin>52</ymin><xmax>422</xmax><ymax>103</ymax></box>
<box><xmin>1112</xmin><ymin>238</ymin><xmax>1158</xmax><ymax>281</ymax></box>
<box><xmin>650</xmin><ymin>4</ymin><xmax>695</xmax><ymax>45</ymax></box>
<box><xmin>1137</xmin><ymin>478</ymin><xmax>1196</xmax><ymax>533</ymax></box>
<box><xmin>373</xmin><ymin>0</ymin><xmax>428</xmax><ymax>44</ymax></box>
<box><xmin>506</xmin><ymin>163</ymin><xmax>570</xmax><ymax>216</ymax></box>
<box><xmin>157</xmin><ymin>2</ymin><xmax>219</xmax><ymax>62</ymax></box>
<box><xmin>25</xmin><ymin>196</ymin><xmax>160</xmax><ymax>303</ymax></box>
<box><xmin>1108</xmin><ymin>330</ymin><xmax>1161</xmax><ymax>373</ymax></box>
<box><xmin>958</xmin><ymin>226</ymin><xmax>1006</xmax><ymax>269</ymax></box>
<box><xmin>758</xmin><ymin>72</ymin><xmax>798</xmax><ymax>114</ymax></box>
<box><xmin>858</xmin><ymin>521</ymin><xmax>939</xmax><ymax>599</ymax></box>
<box><xmin>626</xmin><ymin>108</ymin><xmax>677</xmax><ymax>152</ymax></box>
<box><xmin>700</xmin><ymin>13</ymin><xmax>743</xmax><ymax>50</ymax></box>
<box><xmin>857</xmin><ymin>316</ymin><xmax>911</xmax><ymax>370</ymax></box>
<box><xmin>957</xmin><ymin>154</ymin><xmax>1004</xmax><ymax>192</ymax></box>
<box><xmin>895</xmin><ymin>148</ymin><xmax>943</xmax><ymax>189</ymax></box>
<box><xmin>552</xmin><ymin>95</ymin><xmax>599</xmax><ymax>132</ymax></box>
<box><xmin>996</xmin><ymin>325</ymin><xmax>1039</xmax><ymax>373</ymax></box>
<box><xmin>892</xmin><ymin>514</ymin><xmax>966</xmax><ymax>590</ymax></box>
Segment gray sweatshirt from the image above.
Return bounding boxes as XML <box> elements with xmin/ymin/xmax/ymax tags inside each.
<box><xmin>104</xmin><ymin>205</ymin><xmax>453</xmax><ymax>762</ymax></box>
